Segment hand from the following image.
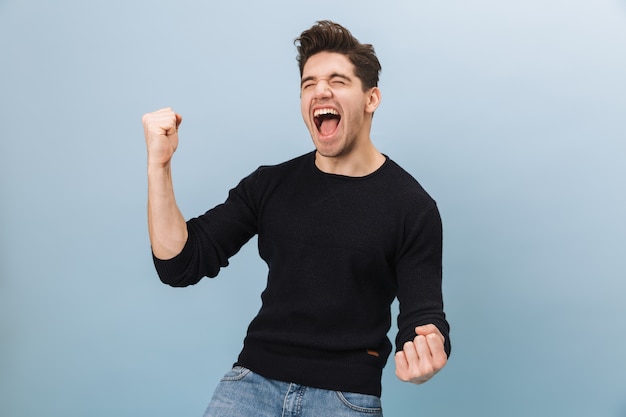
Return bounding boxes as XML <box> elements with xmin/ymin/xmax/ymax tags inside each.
<box><xmin>394</xmin><ymin>324</ymin><xmax>447</xmax><ymax>385</ymax></box>
<box><xmin>142</xmin><ymin>107</ymin><xmax>183</xmax><ymax>165</ymax></box>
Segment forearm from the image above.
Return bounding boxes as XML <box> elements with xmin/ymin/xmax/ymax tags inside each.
<box><xmin>147</xmin><ymin>163</ymin><xmax>188</xmax><ymax>260</ymax></box>
<box><xmin>395</xmin><ymin>203</ymin><xmax>450</xmax><ymax>356</ymax></box>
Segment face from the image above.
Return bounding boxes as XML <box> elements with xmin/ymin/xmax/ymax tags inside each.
<box><xmin>300</xmin><ymin>52</ymin><xmax>380</xmax><ymax>159</ymax></box>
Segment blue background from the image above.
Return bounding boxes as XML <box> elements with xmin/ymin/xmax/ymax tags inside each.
<box><xmin>2</xmin><ymin>0</ymin><xmax>625</xmax><ymax>416</ymax></box>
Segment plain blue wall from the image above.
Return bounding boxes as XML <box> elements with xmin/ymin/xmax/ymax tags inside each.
<box><xmin>2</xmin><ymin>0</ymin><xmax>626</xmax><ymax>416</ymax></box>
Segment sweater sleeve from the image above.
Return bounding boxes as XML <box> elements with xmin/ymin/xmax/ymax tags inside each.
<box><xmin>152</xmin><ymin>171</ymin><xmax>259</xmax><ymax>287</ymax></box>
<box><xmin>394</xmin><ymin>202</ymin><xmax>451</xmax><ymax>357</ymax></box>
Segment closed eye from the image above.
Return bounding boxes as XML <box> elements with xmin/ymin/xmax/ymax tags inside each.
<box><xmin>330</xmin><ymin>74</ymin><xmax>351</xmax><ymax>85</ymax></box>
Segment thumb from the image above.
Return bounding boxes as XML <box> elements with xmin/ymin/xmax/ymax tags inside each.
<box><xmin>415</xmin><ymin>324</ymin><xmax>441</xmax><ymax>337</ymax></box>
<box><xmin>175</xmin><ymin>113</ymin><xmax>183</xmax><ymax>129</ymax></box>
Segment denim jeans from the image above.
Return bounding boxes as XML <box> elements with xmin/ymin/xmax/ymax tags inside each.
<box><xmin>202</xmin><ymin>366</ymin><xmax>383</xmax><ymax>417</ymax></box>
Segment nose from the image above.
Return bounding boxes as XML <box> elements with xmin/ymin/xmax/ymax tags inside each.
<box><xmin>313</xmin><ymin>80</ymin><xmax>332</xmax><ymax>98</ymax></box>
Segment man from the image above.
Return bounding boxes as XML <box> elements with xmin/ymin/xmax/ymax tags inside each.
<box><xmin>142</xmin><ymin>20</ymin><xmax>450</xmax><ymax>417</ymax></box>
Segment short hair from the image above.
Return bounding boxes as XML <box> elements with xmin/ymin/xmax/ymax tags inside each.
<box><xmin>295</xmin><ymin>21</ymin><xmax>381</xmax><ymax>91</ymax></box>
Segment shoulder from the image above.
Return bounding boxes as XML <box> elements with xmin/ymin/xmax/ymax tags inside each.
<box><xmin>236</xmin><ymin>152</ymin><xmax>314</xmax><ymax>201</ymax></box>
<box><xmin>380</xmin><ymin>157</ymin><xmax>437</xmax><ymax>208</ymax></box>
<box><xmin>251</xmin><ymin>151</ymin><xmax>314</xmax><ymax>180</ymax></box>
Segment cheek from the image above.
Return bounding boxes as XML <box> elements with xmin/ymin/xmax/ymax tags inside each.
<box><xmin>300</xmin><ymin>100</ymin><xmax>310</xmax><ymax>125</ymax></box>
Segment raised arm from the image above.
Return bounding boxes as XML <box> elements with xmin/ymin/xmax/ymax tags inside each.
<box><xmin>142</xmin><ymin>107</ymin><xmax>187</xmax><ymax>260</ymax></box>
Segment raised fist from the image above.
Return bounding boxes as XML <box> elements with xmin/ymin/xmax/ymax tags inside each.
<box><xmin>142</xmin><ymin>107</ymin><xmax>183</xmax><ymax>165</ymax></box>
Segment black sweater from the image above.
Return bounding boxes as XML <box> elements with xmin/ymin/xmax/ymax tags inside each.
<box><xmin>153</xmin><ymin>152</ymin><xmax>450</xmax><ymax>396</ymax></box>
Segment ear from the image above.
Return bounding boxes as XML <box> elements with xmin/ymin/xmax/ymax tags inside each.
<box><xmin>365</xmin><ymin>87</ymin><xmax>381</xmax><ymax>115</ymax></box>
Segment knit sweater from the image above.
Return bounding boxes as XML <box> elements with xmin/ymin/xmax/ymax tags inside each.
<box><xmin>153</xmin><ymin>151</ymin><xmax>450</xmax><ymax>397</ymax></box>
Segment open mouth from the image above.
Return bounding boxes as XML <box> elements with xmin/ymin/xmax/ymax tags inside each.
<box><xmin>314</xmin><ymin>108</ymin><xmax>341</xmax><ymax>136</ymax></box>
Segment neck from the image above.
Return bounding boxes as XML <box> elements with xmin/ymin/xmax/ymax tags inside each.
<box><xmin>315</xmin><ymin>142</ymin><xmax>386</xmax><ymax>177</ymax></box>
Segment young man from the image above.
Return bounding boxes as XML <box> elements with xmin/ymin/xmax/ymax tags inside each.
<box><xmin>143</xmin><ymin>21</ymin><xmax>450</xmax><ymax>417</ymax></box>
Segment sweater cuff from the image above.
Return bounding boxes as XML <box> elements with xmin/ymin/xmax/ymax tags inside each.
<box><xmin>396</xmin><ymin>322</ymin><xmax>451</xmax><ymax>358</ymax></box>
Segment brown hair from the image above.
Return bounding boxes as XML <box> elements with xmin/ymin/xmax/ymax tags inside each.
<box><xmin>295</xmin><ymin>21</ymin><xmax>381</xmax><ymax>91</ymax></box>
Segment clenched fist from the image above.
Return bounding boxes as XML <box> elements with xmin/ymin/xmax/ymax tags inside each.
<box><xmin>142</xmin><ymin>107</ymin><xmax>183</xmax><ymax>165</ymax></box>
<box><xmin>394</xmin><ymin>324</ymin><xmax>447</xmax><ymax>385</ymax></box>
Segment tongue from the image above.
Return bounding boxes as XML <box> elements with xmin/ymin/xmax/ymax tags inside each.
<box><xmin>320</xmin><ymin>118</ymin><xmax>339</xmax><ymax>136</ymax></box>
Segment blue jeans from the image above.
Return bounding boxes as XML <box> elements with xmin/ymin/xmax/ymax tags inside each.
<box><xmin>203</xmin><ymin>366</ymin><xmax>383</xmax><ymax>417</ymax></box>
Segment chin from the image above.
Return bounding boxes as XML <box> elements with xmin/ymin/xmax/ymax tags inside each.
<box><xmin>312</xmin><ymin>139</ymin><xmax>339</xmax><ymax>156</ymax></box>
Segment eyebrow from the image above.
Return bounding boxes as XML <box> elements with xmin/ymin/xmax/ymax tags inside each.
<box><xmin>300</xmin><ymin>72</ymin><xmax>352</xmax><ymax>87</ymax></box>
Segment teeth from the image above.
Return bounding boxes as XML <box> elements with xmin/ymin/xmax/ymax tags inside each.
<box><xmin>314</xmin><ymin>108</ymin><xmax>338</xmax><ymax>117</ymax></box>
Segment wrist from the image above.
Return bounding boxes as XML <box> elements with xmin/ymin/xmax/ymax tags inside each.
<box><xmin>147</xmin><ymin>160</ymin><xmax>172</xmax><ymax>173</ymax></box>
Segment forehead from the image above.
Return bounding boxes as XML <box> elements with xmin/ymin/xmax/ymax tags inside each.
<box><xmin>301</xmin><ymin>51</ymin><xmax>356</xmax><ymax>79</ymax></box>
